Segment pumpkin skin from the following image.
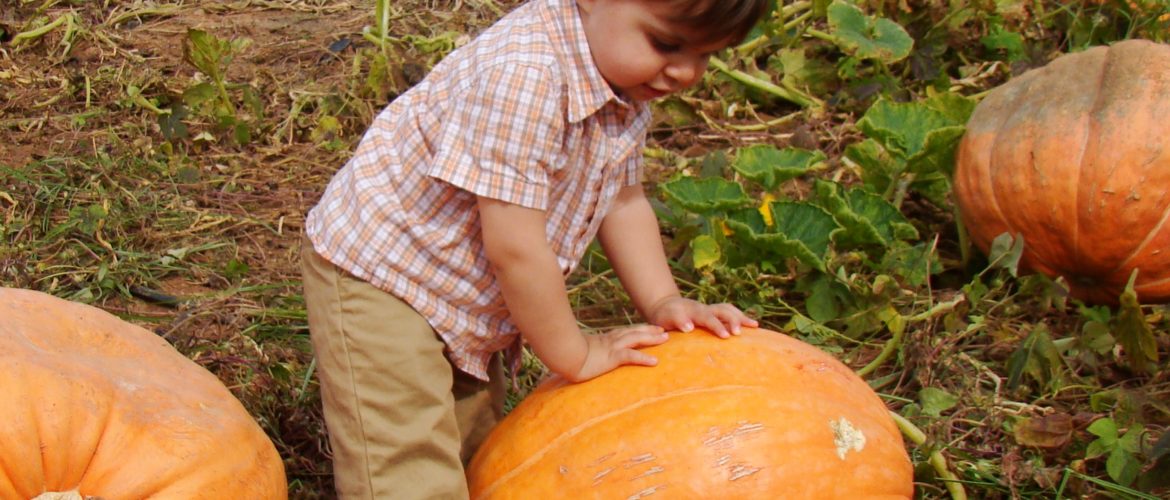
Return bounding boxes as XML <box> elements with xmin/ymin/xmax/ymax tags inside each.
<box><xmin>0</xmin><ymin>287</ymin><xmax>287</xmax><ymax>499</ymax></box>
<box><xmin>466</xmin><ymin>328</ymin><xmax>913</xmax><ymax>499</ymax></box>
<box><xmin>953</xmin><ymin>39</ymin><xmax>1170</xmax><ymax>304</ymax></box>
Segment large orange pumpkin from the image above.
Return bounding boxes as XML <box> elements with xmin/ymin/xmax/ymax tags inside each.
<box><xmin>0</xmin><ymin>287</ymin><xmax>287</xmax><ymax>499</ymax></box>
<box><xmin>953</xmin><ymin>39</ymin><xmax>1170</xmax><ymax>304</ymax></box>
<box><xmin>466</xmin><ymin>328</ymin><xmax>913</xmax><ymax>499</ymax></box>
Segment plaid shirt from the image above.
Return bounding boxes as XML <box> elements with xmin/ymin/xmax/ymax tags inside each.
<box><xmin>305</xmin><ymin>0</ymin><xmax>651</xmax><ymax>381</ymax></box>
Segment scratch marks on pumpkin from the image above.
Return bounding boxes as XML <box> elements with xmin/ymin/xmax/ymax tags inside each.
<box><xmin>624</xmin><ymin>453</ymin><xmax>656</xmax><ymax>467</ymax></box>
<box><xmin>626</xmin><ymin>484</ymin><xmax>665</xmax><ymax>499</ymax></box>
<box><xmin>591</xmin><ymin>452</ymin><xmax>616</xmax><ymax>466</ymax></box>
<box><xmin>831</xmin><ymin>417</ymin><xmax>866</xmax><ymax>460</ymax></box>
<box><xmin>631</xmin><ymin>466</ymin><xmax>665</xmax><ymax>480</ymax></box>
<box><xmin>592</xmin><ymin>467</ymin><xmax>615</xmax><ymax>485</ymax></box>
<box><xmin>728</xmin><ymin>464</ymin><xmax>762</xmax><ymax>481</ymax></box>
<box><xmin>704</xmin><ymin>421</ymin><xmax>766</xmax><ymax>482</ymax></box>
<box><xmin>703</xmin><ymin>421</ymin><xmax>765</xmax><ymax>449</ymax></box>
<box><xmin>477</xmin><ymin>385</ymin><xmax>764</xmax><ymax>497</ymax></box>
<box><xmin>590</xmin><ymin>453</ymin><xmax>660</xmax><ymax>485</ymax></box>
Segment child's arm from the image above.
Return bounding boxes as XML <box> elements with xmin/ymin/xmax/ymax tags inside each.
<box><xmin>477</xmin><ymin>196</ymin><xmax>670</xmax><ymax>382</ymax></box>
<box><xmin>598</xmin><ymin>185</ymin><xmax>758</xmax><ymax>336</ymax></box>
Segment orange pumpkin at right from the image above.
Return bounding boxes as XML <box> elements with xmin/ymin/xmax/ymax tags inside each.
<box><xmin>953</xmin><ymin>39</ymin><xmax>1170</xmax><ymax>304</ymax></box>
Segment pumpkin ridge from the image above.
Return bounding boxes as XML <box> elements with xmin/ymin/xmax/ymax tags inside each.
<box><xmin>473</xmin><ymin>383</ymin><xmax>766</xmax><ymax>499</ymax></box>
<box><xmin>978</xmin><ymin>93</ymin><xmax>1018</xmax><ymax>254</ymax></box>
<box><xmin>1074</xmin><ymin>42</ymin><xmax>1129</xmax><ymax>272</ymax></box>
<box><xmin>1102</xmin><ymin>156</ymin><xmax>1170</xmax><ymax>279</ymax></box>
<box><xmin>1136</xmin><ymin>273</ymin><xmax>1170</xmax><ymax>288</ymax></box>
<box><xmin>983</xmin><ymin>69</ymin><xmax>1049</xmax><ymax>267</ymax></box>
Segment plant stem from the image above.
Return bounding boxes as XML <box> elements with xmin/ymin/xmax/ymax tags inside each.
<box><xmin>804</xmin><ymin>27</ymin><xmax>836</xmax><ymax>43</ymax></box>
<box><xmin>12</xmin><ymin>13</ymin><xmax>69</xmax><ymax>45</ymax></box>
<box><xmin>891</xmin><ymin>173</ymin><xmax>914</xmax><ymax>209</ymax></box>
<box><xmin>106</xmin><ymin>5</ymin><xmax>180</xmax><ymax>26</ymax></box>
<box><xmin>889</xmin><ymin>411</ymin><xmax>968</xmax><ymax>500</ymax></box>
<box><xmin>856</xmin><ymin>322</ymin><xmax>903</xmax><ymax>378</ymax></box>
<box><xmin>856</xmin><ymin>296</ymin><xmax>964</xmax><ymax>377</ymax></box>
<box><xmin>953</xmin><ymin>206</ymin><xmax>972</xmax><ymax>270</ymax></box>
<box><xmin>707</xmin><ymin>57</ymin><xmax>823</xmax><ymax>110</ymax></box>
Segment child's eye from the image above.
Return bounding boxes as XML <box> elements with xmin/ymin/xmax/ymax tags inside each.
<box><xmin>649</xmin><ymin>37</ymin><xmax>681</xmax><ymax>53</ymax></box>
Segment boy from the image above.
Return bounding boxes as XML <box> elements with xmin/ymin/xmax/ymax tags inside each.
<box><xmin>302</xmin><ymin>0</ymin><xmax>769</xmax><ymax>497</ymax></box>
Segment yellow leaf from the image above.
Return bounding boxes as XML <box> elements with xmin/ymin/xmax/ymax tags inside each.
<box><xmin>759</xmin><ymin>193</ymin><xmax>777</xmax><ymax>227</ymax></box>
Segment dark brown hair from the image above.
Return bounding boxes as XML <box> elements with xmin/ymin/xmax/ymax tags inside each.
<box><xmin>661</xmin><ymin>0</ymin><xmax>770</xmax><ymax>46</ymax></box>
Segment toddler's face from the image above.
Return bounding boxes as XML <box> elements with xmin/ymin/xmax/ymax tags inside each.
<box><xmin>577</xmin><ymin>0</ymin><xmax>731</xmax><ymax>102</ymax></box>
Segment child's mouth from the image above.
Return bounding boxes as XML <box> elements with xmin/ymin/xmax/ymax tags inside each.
<box><xmin>635</xmin><ymin>85</ymin><xmax>667</xmax><ymax>100</ymax></box>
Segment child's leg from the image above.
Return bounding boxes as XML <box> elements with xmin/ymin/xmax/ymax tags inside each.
<box><xmin>453</xmin><ymin>354</ymin><xmax>506</xmax><ymax>465</ymax></box>
<box><xmin>302</xmin><ymin>235</ymin><xmax>483</xmax><ymax>499</ymax></box>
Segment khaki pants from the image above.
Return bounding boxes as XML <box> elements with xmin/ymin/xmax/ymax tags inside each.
<box><xmin>301</xmin><ymin>235</ymin><xmax>505</xmax><ymax>499</ymax></box>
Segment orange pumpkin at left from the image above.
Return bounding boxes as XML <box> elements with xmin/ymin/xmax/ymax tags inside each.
<box><xmin>0</xmin><ymin>287</ymin><xmax>287</xmax><ymax>499</ymax></box>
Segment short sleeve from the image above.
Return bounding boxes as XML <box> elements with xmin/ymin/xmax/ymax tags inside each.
<box><xmin>618</xmin><ymin>135</ymin><xmax>645</xmax><ymax>187</ymax></box>
<box><xmin>613</xmin><ymin>104</ymin><xmax>651</xmax><ymax>187</ymax></box>
<box><xmin>428</xmin><ymin>63</ymin><xmax>566</xmax><ymax>210</ymax></box>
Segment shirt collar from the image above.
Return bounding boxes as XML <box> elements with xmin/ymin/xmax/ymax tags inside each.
<box><xmin>544</xmin><ymin>0</ymin><xmax>636</xmax><ymax>123</ymax></box>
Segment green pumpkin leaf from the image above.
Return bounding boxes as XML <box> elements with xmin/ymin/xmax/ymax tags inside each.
<box><xmin>690</xmin><ymin>234</ymin><xmax>721</xmax><ymax>270</ymax></box>
<box><xmin>827</xmin><ymin>0</ymin><xmax>913</xmax><ymax>64</ymax></box>
<box><xmin>880</xmin><ymin>242</ymin><xmax>940</xmax><ymax>287</ymax></box>
<box><xmin>724</xmin><ymin>202</ymin><xmax>841</xmax><ymax>272</ymax></box>
<box><xmin>732</xmin><ymin>145</ymin><xmax>826</xmax><ymax>191</ymax></box>
<box><xmin>855</xmin><ymin>98</ymin><xmax>967</xmax><ymax>175</ymax></box>
<box><xmin>1114</xmin><ymin>270</ymin><xmax>1158</xmax><ymax>374</ymax></box>
<box><xmin>699</xmin><ymin>150</ymin><xmax>730</xmax><ymax>178</ymax></box>
<box><xmin>800</xmin><ymin>273</ymin><xmax>843</xmax><ymax>323</ymax></box>
<box><xmin>1006</xmin><ymin>324</ymin><xmax>1065</xmax><ymax>391</ymax></box>
<box><xmin>653</xmin><ymin>96</ymin><xmax>701</xmax><ymax>128</ymax></box>
<box><xmin>987</xmin><ymin>232</ymin><xmax>1025</xmax><ymax>277</ymax></box>
<box><xmin>919</xmin><ymin>387</ymin><xmax>959</xmax><ymax>417</ymax></box>
<box><xmin>660</xmin><ymin>176</ymin><xmax>751</xmax><ymax>214</ymax></box>
<box><xmin>844</xmin><ymin>138</ymin><xmax>899</xmax><ymax>195</ymax></box>
<box><xmin>981</xmin><ymin>22</ymin><xmax>1026</xmax><ymax>62</ymax></box>
<box><xmin>813</xmin><ymin>180</ymin><xmax>918</xmax><ymax>249</ymax></box>
<box><xmin>922</xmin><ymin>91</ymin><xmax>977</xmax><ymax>126</ymax></box>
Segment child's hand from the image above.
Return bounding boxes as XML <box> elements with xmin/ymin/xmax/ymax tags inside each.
<box><xmin>568</xmin><ymin>324</ymin><xmax>669</xmax><ymax>382</ymax></box>
<box><xmin>645</xmin><ymin>297</ymin><xmax>758</xmax><ymax>339</ymax></box>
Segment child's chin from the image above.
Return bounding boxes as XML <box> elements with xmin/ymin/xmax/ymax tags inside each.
<box><xmin>627</xmin><ymin>86</ymin><xmax>667</xmax><ymax>101</ymax></box>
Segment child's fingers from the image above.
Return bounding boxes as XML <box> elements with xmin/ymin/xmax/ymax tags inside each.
<box><xmin>711</xmin><ymin>303</ymin><xmax>758</xmax><ymax>331</ymax></box>
<box><xmin>654</xmin><ymin>310</ymin><xmax>695</xmax><ymax>332</ymax></box>
<box><xmin>612</xmin><ymin>324</ymin><xmax>669</xmax><ymax>348</ymax></box>
<box><xmin>610</xmin><ymin>326</ymin><xmax>666</xmax><ymax>367</ymax></box>
<box><xmin>694</xmin><ymin>304</ymin><xmax>756</xmax><ymax>337</ymax></box>
<box><xmin>615</xmin><ymin>347</ymin><xmax>658</xmax><ymax>367</ymax></box>
<box><xmin>687</xmin><ymin>311</ymin><xmax>731</xmax><ymax>338</ymax></box>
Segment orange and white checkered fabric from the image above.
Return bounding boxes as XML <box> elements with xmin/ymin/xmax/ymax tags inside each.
<box><xmin>305</xmin><ymin>0</ymin><xmax>650</xmax><ymax>381</ymax></box>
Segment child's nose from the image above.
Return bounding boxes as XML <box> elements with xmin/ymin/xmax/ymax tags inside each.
<box><xmin>664</xmin><ymin>56</ymin><xmax>708</xmax><ymax>87</ymax></box>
